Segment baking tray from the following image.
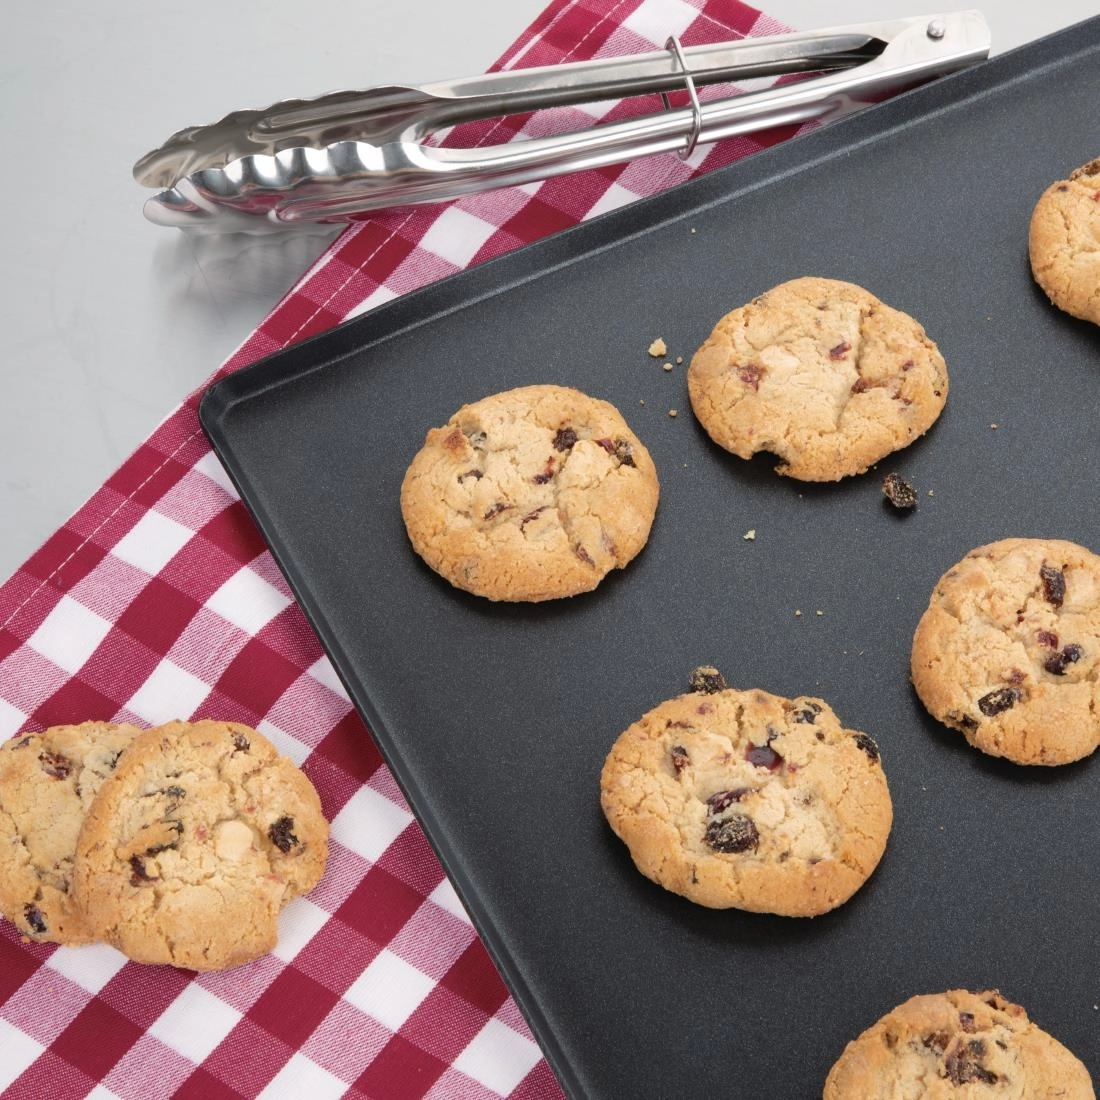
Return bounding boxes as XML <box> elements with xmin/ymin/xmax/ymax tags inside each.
<box><xmin>199</xmin><ymin>18</ymin><xmax>1100</xmax><ymax>1098</ymax></box>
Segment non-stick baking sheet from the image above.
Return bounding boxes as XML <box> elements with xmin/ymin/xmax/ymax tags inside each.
<box><xmin>200</xmin><ymin>17</ymin><xmax>1100</xmax><ymax>1098</ymax></box>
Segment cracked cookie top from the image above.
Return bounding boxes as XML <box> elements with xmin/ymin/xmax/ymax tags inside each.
<box><xmin>686</xmin><ymin>277</ymin><xmax>948</xmax><ymax>481</ymax></box>
<box><xmin>72</xmin><ymin>720</ymin><xmax>328</xmax><ymax>971</ymax></box>
<box><xmin>599</xmin><ymin>671</ymin><xmax>893</xmax><ymax>916</ymax></box>
<box><xmin>824</xmin><ymin>989</ymin><xmax>1095</xmax><ymax>1099</ymax></box>
<box><xmin>0</xmin><ymin>721</ymin><xmax>141</xmax><ymax>944</ymax></box>
<box><xmin>399</xmin><ymin>384</ymin><xmax>660</xmax><ymax>602</ymax></box>
<box><xmin>1029</xmin><ymin>156</ymin><xmax>1100</xmax><ymax>327</ymax></box>
<box><xmin>911</xmin><ymin>537</ymin><xmax>1100</xmax><ymax>765</ymax></box>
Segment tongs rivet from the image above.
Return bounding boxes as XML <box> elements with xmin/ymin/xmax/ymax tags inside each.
<box><xmin>927</xmin><ymin>18</ymin><xmax>947</xmax><ymax>40</ymax></box>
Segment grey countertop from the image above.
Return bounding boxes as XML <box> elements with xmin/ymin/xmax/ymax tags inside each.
<box><xmin>3</xmin><ymin>0</ymin><xmax>1096</xmax><ymax>580</ymax></box>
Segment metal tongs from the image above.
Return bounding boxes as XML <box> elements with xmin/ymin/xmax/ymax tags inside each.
<box><xmin>136</xmin><ymin>11</ymin><xmax>990</xmax><ymax>231</ymax></box>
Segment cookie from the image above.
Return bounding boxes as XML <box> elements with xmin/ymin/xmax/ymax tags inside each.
<box><xmin>400</xmin><ymin>384</ymin><xmax>659</xmax><ymax>602</ymax></box>
<box><xmin>686</xmin><ymin>277</ymin><xmax>948</xmax><ymax>481</ymax></box>
<box><xmin>599</xmin><ymin>670</ymin><xmax>892</xmax><ymax>916</ymax></box>
<box><xmin>0</xmin><ymin>721</ymin><xmax>141</xmax><ymax>944</ymax></box>
<box><xmin>824</xmin><ymin>989</ymin><xmax>1095</xmax><ymax>1098</ymax></box>
<box><xmin>1029</xmin><ymin>156</ymin><xmax>1100</xmax><ymax>326</ymax></box>
<box><xmin>911</xmin><ymin>537</ymin><xmax>1100</xmax><ymax>765</ymax></box>
<box><xmin>72</xmin><ymin>720</ymin><xmax>328</xmax><ymax>971</ymax></box>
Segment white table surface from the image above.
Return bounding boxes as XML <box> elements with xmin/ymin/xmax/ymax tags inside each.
<box><xmin>2</xmin><ymin>0</ymin><xmax>1096</xmax><ymax>581</ymax></box>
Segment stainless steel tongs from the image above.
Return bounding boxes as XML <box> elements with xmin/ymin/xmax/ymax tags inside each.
<box><xmin>136</xmin><ymin>11</ymin><xmax>990</xmax><ymax>231</ymax></box>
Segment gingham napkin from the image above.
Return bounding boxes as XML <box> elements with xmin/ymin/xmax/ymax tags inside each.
<box><xmin>0</xmin><ymin>1</ymin><xmax>803</xmax><ymax>1097</ymax></box>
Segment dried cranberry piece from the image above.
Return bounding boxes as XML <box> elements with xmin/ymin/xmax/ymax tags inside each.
<box><xmin>1044</xmin><ymin>643</ymin><xmax>1083</xmax><ymax>675</ymax></box>
<box><xmin>1036</xmin><ymin>629</ymin><xmax>1059</xmax><ymax>648</ymax></box>
<box><xmin>268</xmin><ymin>815</ymin><xmax>299</xmax><ymax>853</ymax></box>
<box><xmin>705</xmin><ymin>788</ymin><xmax>754</xmax><ymax>814</ymax></box>
<box><xmin>520</xmin><ymin>506</ymin><xmax>547</xmax><ymax>532</ymax></box>
<box><xmin>978</xmin><ymin>687</ymin><xmax>1022</xmax><ymax>717</ymax></box>
<box><xmin>130</xmin><ymin>855</ymin><xmax>153</xmax><ymax>885</ymax></box>
<box><xmin>853</xmin><ymin>732</ymin><xmax>880</xmax><ymax>762</ymax></box>
<box><xmin>670</xmin><ymin>745</ymin><xmax>690</xmax><ymax>774</ymax></box>
<box><xmin>483</xmin><ymin>502</ymin><xmax>511</xmax><ymax>521</ymax></box>
<box><xmin>552</xmin><ymin>427</ymin><xmax>578</xmax><ymax>452</ymax></box>
<box><xmin>945</xmin><ymin>1041</ymin><xmax>998</xmax><ymax>1085</ymax></box>
<box><xmin>882</xmin><ymin>472</ymin><xmax>918</xmax><ymax>510</ymax></box>
<box><xmin>737</xmin><ymin>363</ymin><xmax>764</xmax><ymax>389</ymax></box>
<box><xmin>612</xmin><ymin>438</ymin><xmax>636</xmax><ymax>467</ymax></box>
<box><xmin>704</xmin><ymin>813</ymin><xmax>759</xmax><ymax>854</ymax></box>
<box><xmin>689</xmin><ymin>666</ymin><xmax>726</xmax><ymax>694</ymax></box>
<box><xmin>23</xmin><ymin>904</ymin><xmax>47</xmax><ymax>935</ymax></box>
<box><xmin>1040</xmin><ymin>563</ymin><xmax>1066</xmax><ymax>608</ymax></box>
<box><xmin>829</xmin><ymin>340</ymin><xmax>852</xmax><ymax>360</ymax></box>
<box><xmin>38</xmin><ymin>751</ymin><xmax>72</xmax><ymax>780</ymax></box>
<box><xmin>745</xmin><ymin>732</ymin><xmax>783</xmax><ymax>771</ymax></box>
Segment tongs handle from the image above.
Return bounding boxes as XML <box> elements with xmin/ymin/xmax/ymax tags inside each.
<box><xmin>138</xmin><ymin>12</ymin><xmax>991</xmax><ymax>230</ymax></box>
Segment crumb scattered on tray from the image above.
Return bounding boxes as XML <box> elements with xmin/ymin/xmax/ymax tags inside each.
<box><xmin>882</xmin><ymin>472</ymin><xmax>918</xmax><ymax>510</ymax></box>
<box><xmin>648</xmin><ymin>338</ymin><xmax>667</xmax><ymax>357</ymax></box>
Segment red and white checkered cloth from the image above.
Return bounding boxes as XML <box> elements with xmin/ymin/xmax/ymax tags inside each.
<box><xmin>0</xmin><ymin>2</ymin><xmax>805</xmax><ymax>1096</ymax></box>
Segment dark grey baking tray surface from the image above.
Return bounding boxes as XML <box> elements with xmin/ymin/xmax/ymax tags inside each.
<box><xmin>200</xmin><ymin>18</ymin><xmax>1100</xmax><ymax>1099</ymax></box>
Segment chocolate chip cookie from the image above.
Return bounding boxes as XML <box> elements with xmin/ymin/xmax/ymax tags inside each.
<box><xmin>0</xmin><ymin>721</ymin><xmax>140</xmax><ymax>944</ymax></box>
<box><xmin>1029</xmin><ymin>156</ymin><xmax>1100</xmax><ymax>327</ymax></box>
<box><xmin>72</xmin><ymin>720</ymin><xmax>328</xmax><ymax>971</ymax></box>
<box><xmin>824</xmin><ymin>989</ymin><xmax>1095</xmax><ymax>1098</ymax></box>
<box><xmin>686</xmin><ymin>277</ymin><xmax>948</xmax><ymax>481</ymax></box>
<box><xmin>400</xmin><ymin>384</ymin><xmax>660</xmax><ymax>601</ymax></box>
<box><xmin>911</xmin><ymin>538</ymin><xmax>1100</xmax><ymax>765</ymax></box>
<box><xmin>599</xmin><ymin>669</ymin><xmax>893</xmax><ymax>916</ymax></box>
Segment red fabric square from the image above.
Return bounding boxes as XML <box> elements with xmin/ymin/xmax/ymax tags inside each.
<box><xmin>336</xmin><ymin>863</ymin><xmax>426</xmax><ymax>944</ymax></box>
<box><xmin>29</xmin><ymin>676</ymin><xmax>121</xmax><ymax>731</ymax></box>
<box><xmin>115</xmin><ymin>576</ymin><xmax>203</xmax><ymax>656</ymax></box>
<box><xmin>353</xmin><ymin>1033</ymin><xmax>448</xmax><ymax>1100</ymax></box>
<box><xmin>0</xmin><ymin>930</ymin><xmax>46</xmax><ymax>1004</ymax></box>
<box><xmin>211</xmin><ymin>637</ymin><xmax>304</xmax><ymax>717</ymax></box>
<box><xmin>245</xmin><ymin>967</ymin><xmax>340</xmax><ymax>1051</ymax></box>
<box><xmin>48</xmin><ymin>998</ymin><xmax>145</xmax><ymax>1081</ymax></box>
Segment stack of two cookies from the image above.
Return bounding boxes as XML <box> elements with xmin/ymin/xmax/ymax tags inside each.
<box><xmin>0</xmin><ymin>719</ymin><xmax>328</xmax><ymax>971</ymax></box>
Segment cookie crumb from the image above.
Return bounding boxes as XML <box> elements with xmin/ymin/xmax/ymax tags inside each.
<box><xmin>990</xmin><ymin>423</ymin><xmax>998</xmax><ymax>429</ymax></box>
<box><xmin>882</xmin><ymin>472</ymin><xmax>918</xmax><ymax>510</ymax></box>
<box><xmin>648</xmin><ymin>338</ymin><xmax>667</xmax><ymax>357</ymax></box>
<box><xmin>676</xmin><ymin>356</ymin><xmax>683</xmax><ymax>364</ymax></box>
<box><xmin>743</xmin><ymin>529</ymin><xmax>756</xmax><ymax>541</ymax></box>
<box><xmin>689</xmin><ymin>665</ymin><xmax>727</xmax><ymax>694</ymax></box>
<box><xmin>794</xmin><ymin>609</ymin><xmax>803</xmax><ymax>617</ymax></box>
<box><xmin>668</xmin><ymin>409</ymin><xmax>678</xmax><ymax>418</ymax></box>
<box><xmin>663</xmin><ymin>362</ymin><xmax>674</xmax><ymax>372</ymax></box>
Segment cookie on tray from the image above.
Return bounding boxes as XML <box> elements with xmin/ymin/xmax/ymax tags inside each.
<box><xmin>1029</xmin><ymin>156</ymin><xmax>1100</xmax><ymax>327</ymax></box>
<box><xmin>911</xmin><ymin>537</ymin><xmax>1100</xmax><ymax>765</ymax></box>
<box><xmin>823</xmin><ymin>988</ymin><xmax>1096</xmax><ymax>1099</ymax></box>
<box><xmin>400</xmin><ymin>384</ymin><xmax>660</xmax><ymax>602</ymax></box>
<box><xmin>0</xmin><ymin>721</ymin><xmax>141</xmax><ymax>944</ymax></box>
<box><xmin>686</xmin><ymin>276</ymin><xmax>948</xmax><ymax>481</ymax></box>
<box><xmin>72</xmin><ymin>720</ymin><xmax>328</xmax><ymax>971</ymax></box>
<box><xmin>599</xmin><ymin>669</ymin><xmax>892</xmax><ymax>916</ymax></box>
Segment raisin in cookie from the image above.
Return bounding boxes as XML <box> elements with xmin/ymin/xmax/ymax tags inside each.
<box><xmin>824</xmin><ymin>989</ymin><xmax>1095</xmax><ymax>1098</ymax></box>
<box><xmin>686</xmin><ymin>277</ymin><xmax>948</xmax><ymax>481</ymax></box>
<box><xmin>911</xmin><ymin>538</ymin><xmax>1100</xmax><ymax>765</ymax></box>
<box><xmin>599</xmin><ymin>670</ymin><xmax>892</xmax><ymax>916</ymax></box>
<box><xmin>400</xmin><ymin>384</ymin><xmax>659</xmax><ymax>601</ymax></box>
<box><xmin>1029</xmin><ymin>156</ymin><xmax>1100</xmax><ymax>327</ymax></box>
<box><xmin>0</xmin><ymin>721</ymin><xmax>140</xmax><ymax>944</ymax></box>
<box><xmin>72</xmin><ymin>720</ymin><xmax>328</xmax><ymax>971</ymax></box>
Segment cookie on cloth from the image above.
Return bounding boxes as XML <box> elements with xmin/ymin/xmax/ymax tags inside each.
<box><xmin>0</xmin><ymin>721</ymin><xmax>141</xmax><ymax>944</ymax></box>
<box><xmin>1028</xmin><ymin>156</ymin><xmax>1100</xmax><ymax>326</ymax></box>
<box><xmin>823</xmin><ymin>988</ymin><xmax>1095</xmax><ymax>1098</ymax></box>
<box><xmin>911</xmin><ymin>537</ymin><xmax>1100</xmax><ymax>765</ymax></box>
<box><xmin>72</xmin><ymin>720</ymin><xmax>328</xmax><ymax>971</ymax></box>
<box><xmin>599</xmin><ymin>668</ymin><xmax>892</xmax><ymax>916</ymax></box>
<box><xmin>400</xmin><ymin>384</ymin><xmax>659</xmax><ymax>602</ymax></box>
<box><xmin>686</xmin><ymin>277</ymin><xmax>948</xmax><ymax>481</ymax></box>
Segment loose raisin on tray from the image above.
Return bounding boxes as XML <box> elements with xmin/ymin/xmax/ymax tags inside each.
<box><xmin>704</xmin><ymin>813</ymin><xmax>759</xmax><ymax>854</ymax></box>
<box><xmin>689</xmin><ymin>666</ymin><xmax>726</xmax><ymax>694</ymax></box>
<box><xmin>882</xmin><ymin>472</ymin><xmax>918</xmax><ymax>510</ymax></box>
<box><xmin>978</xmin><ymin>687</ymin><xmax>1022</xmax><ymax>716</ymax></box>
<box><xmin>268</xmin><ymin>815</ymin><xmax>299</xmax><ymax>853</ymax></box>
<box><xmin>1040</xmin><ymin>562</ymin><xmax>1066</xmax><ymax>608</ymax></box>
